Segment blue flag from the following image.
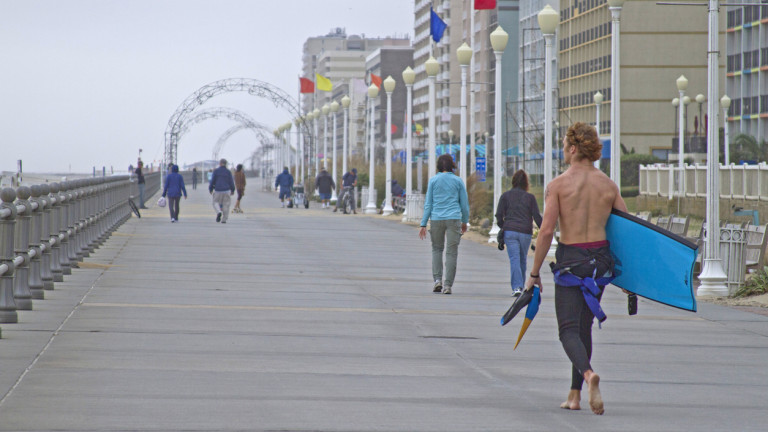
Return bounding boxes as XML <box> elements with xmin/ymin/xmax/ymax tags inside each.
<box><xmin>430</xmin><ymin>7</ymin><xmax>447</xmax><ymax>43</ymax></box>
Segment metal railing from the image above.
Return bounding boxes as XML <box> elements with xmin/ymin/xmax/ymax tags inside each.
<box><xmin>639</xmin><ymin>162</ymin><xmax>768</xmax><ymax>201</ymax></box>
<box><xmin>0</xmin><ymin>176</ymin><xmax>137</xmax><ymax>335</ymax></box>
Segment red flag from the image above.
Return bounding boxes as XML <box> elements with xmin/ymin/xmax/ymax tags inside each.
<box><xmin>299</xmin><ymin>77</ymin><xmax>314</xmax><ymax>93</ymax></box>
<box><xmin>371</xmin><ymin>73</ymin><xmax>382</xmax><ymax>89</ymax></box>
<box><xmin>391</xmin><ymin>124</ymin><xmax>398</xmax><ymax>134</ymax></box>
<box><xmin>475</xmin><ymin>0</ymin><xmax>496</xmax><ymax>9</ymax></box>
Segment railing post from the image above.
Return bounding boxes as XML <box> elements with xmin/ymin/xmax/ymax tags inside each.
<box><xmin>0</xmin><ymin>188</ymin><xmax>19</xmax><ymax>324</ymax></box>
<box><xmin>12</xmin><ymin>186</ymin><xmax>34</xmax><ymax>309</ymax></box>
<box><xmin>38</xmin><ymin>184</ymin><xmax>55</xmax><ymax>290</ymax></box>
<box><xmin>27</xmin><ymin>185</ymin><xmax>45</xmax><ymax>300</ymax></box>
<box><xmin>49</xmin><ymin>183</ymin><xmax>65</xmax><ymax>282</ymax></box>
<box><xmin>58</xmin><ymin>181</ymin><xmax>73</xmax><ymax>275</ymax></box>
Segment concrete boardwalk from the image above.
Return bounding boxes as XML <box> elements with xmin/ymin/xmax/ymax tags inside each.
<box><xmin>0</xmin><ymin>180</ymin><xmax>766</xmax><ymax>431</ymax></box>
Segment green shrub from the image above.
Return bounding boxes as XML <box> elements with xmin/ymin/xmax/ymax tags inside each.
<box><xmin>733</xmin><ymin>266</ymin><xmax>768</xmax><ymax>298</ymax></box>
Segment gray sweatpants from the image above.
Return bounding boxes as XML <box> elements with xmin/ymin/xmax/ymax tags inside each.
<box><xmin>212</xmin><ymin>191</ymin><xmax>231</xmax><ymax>222</ymax></box>
<box><xmin>429</xmin><ymin>219</ymin><xmax>462</xmax><ymax>287</ymax></box>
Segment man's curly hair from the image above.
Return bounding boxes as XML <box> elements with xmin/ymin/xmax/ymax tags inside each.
<box><xmin>565</xmin><ymin>122</ymin><xmax>602</xmax><ymax>162</ymax></box>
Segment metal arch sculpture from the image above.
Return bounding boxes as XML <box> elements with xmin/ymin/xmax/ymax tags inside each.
<box><xmin>164</xmin><ymin>78</ymin><xmax>313</xmax><ymax>166</ymax></box>
<box><xmin>212</xmin><ymin>123</ymin><xmax>280</xmax><ymax>161</ymax></box>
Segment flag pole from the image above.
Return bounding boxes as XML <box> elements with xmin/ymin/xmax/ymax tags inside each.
<box><xmin>470</xmin><ymin>1</ymin><xmax>476</xmax><ymax>174</ymax></box>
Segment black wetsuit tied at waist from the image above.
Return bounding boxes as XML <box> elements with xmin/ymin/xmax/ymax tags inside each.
<box><xmin>551</xmin><ymin>242</ymin><xmax>615</xmax><ymax>326</ymax></box>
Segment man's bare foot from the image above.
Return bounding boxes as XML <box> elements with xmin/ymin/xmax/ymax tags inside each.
<box><xmin>560</xmin><ymin>389</ymin><xmax>581</xmax><ymax>410</ymax></box>
<box><xmin>586</xmin><ymin>372</ymin><xmax>604</xmax><ymax>415</ymax></box>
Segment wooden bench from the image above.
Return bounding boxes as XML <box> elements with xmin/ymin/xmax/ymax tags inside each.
<box><xmin>656</xmin><ymin>214</ymin><xmax>673</xmax><ymax>230</ymax></box>
<box><xmin>669</xmin><ymin>216</ymin><xmax>690</xmax><ymax>237</ymax></box>
<box><xmin>745</xmin><ymin>224</ymin><xmax>767</xmax><ymax>273</ymax></box>
<box><xmin>635</xmin><ymin>211</ymin><xmax>652</xmax><ymax>222</ymax></box>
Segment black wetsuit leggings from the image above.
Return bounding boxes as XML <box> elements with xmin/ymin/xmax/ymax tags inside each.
<box><xmin>554</xmin><ymin>243</ymin><xmax>611</xmax><ymax>391</ymax></box>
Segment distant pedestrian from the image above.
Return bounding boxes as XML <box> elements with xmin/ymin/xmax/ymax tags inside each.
<box><xmin>161</xmin><ymin>164</ymin><xmax>187</xmax><ymax>223</ymax></box>
<box><xmin>495</xmin><ymin>169</ymin><xmax>542</xmax><ymax>296</ymax></box>
<box><xmin>275</xmin><ymin>167</ymin><xmax>294</xmax><ymax>208</ymax></box>
<box><xmin>315</xmin><ymin>169</ymin><xmax>335</xmax><ymax>209</ymax></box>
<box><xmin>209</xmin><ymin>158</ymin><xmax>235</xmax><ymax>223</ymax></box>
<box><xmin>134</xmin><ymin>160</ymin><xmax>148</xmax><ymax>209</ymax></box>
<box><xmin>233</xmin><ymin>164</ymin><xmax>246</xmax><ymax>213</ymax></box>
<box><xmin>333</xmin><ymin>168</ymin><xmax>357</xmax><ymax>213</ymax></box>
<box><xmin>192</xmin><ymin>167</ymin><xmax>199</xmax><ymax>190</ymax></box>
<box><xmin>418</xmin><ymin>154</ymin><xmax>469</xmax><ymax>295</ymax></box>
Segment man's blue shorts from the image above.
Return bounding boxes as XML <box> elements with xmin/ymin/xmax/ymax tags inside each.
<box><xmin>319</xmin><ymin>192</ymin><xmax>331</xmax><ymax>200</ymax></box>
<box><xmin>279</xmin><ymin>190</ymin><xmax>291</xmax><ymax>200</ymax></box>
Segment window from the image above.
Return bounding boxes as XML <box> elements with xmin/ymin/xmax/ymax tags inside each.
<box><xmin>761</xmin><ymin>95</ymin><xmax>768</xmax><ymax>114</ymax></box>
<box><xmin>762</xmin><ymin>48</ymin><xmax>768</xmax><ymax>66</ymax></box>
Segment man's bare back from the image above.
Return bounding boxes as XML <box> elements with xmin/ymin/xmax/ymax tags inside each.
<box><xmin>548</xmin><ymin>163</ymin><xmax>626</xmax><ymax>244</ymax></box>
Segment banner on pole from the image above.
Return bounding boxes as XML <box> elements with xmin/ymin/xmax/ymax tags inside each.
<box><xmin>476</xmin><ymin>157</ymin><xmax>486</xmax><ymax>182</ymax></box>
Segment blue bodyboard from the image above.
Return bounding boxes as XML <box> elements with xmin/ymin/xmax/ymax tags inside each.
<box><xmin>605</xmin><ymin>209</ymin><xmax>698</xmax><ymax>312</ymax></box>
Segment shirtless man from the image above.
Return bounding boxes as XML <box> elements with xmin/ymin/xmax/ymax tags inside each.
<box><xmin>524</xmin><ymin>122</ymin><xmax>627</xmax><ymax>415</ymax></box>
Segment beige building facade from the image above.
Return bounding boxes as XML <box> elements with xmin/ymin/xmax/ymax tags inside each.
<box><xmin>557</xmin><ymin>0</ymin><xmax>725</xmax><ymax>162</ymax></box>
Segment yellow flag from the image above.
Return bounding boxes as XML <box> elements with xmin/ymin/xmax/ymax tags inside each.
<box><xmin>315</xmin><ymin>73</ymin><xmax>332</xmax><ymax>92</ymax></box>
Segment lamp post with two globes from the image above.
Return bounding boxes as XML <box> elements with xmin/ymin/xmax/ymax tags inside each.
<box><xmin>721</xmin><ymin>95</ymin><xmax>731</xmax><ymax>165</ymax></box>
<box><xmin>676</xmin><ymin>75</ymin><xmax>688</xmax><ymax>197</ymax></box>
<box><xmin>593</xmin><ymin>91</ymin><xmax>603</xmax><ymax>169</ymax></box>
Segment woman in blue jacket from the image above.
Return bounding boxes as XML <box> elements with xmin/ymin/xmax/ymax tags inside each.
<box><xmin>162</xmin><ymin>164</ymin><xmax>187</xmax><ymax>223</ymax></box>
<box><xmin>418</xmin><ymin>154</ymin><xmax>469</xmax><ymax>295</ymax></box>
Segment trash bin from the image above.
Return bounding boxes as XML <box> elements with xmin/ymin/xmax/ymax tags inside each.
<box><xmin>406</xmin><ymin>193</ymin><xmax>425</xmax><ymax>223</ymax></box>
<box><xmin>718</xmin><ymin>226</ymin><xmax>747</xmax><ymax>294</ymax></box>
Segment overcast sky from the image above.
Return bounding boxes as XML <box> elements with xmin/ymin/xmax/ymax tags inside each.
<box><xmin>0</xmin><ymin>0</ymin><xmax>413</xmax><ymax>174</ymax></box>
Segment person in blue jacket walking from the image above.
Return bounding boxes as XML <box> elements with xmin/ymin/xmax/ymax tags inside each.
<box><xmin>161</xmin><ymin>164</ymin><xmax>187</xmax><ymax>223</ymax></box>
<box><xmin>275</xmin><ymin>167</ymin><xmax>294</xmax><ymax>208</ymax></box>
<box><xmin>209</xmin><ymin>158</ymin><xmax>235</xmax><ymax>223</ymax></box>
<box><xmin>418</xmin><ymin>154</ymin><xmax>469</xmax><ymax>295</ymax></box>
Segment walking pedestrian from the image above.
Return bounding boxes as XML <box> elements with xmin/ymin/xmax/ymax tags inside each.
<box><xmin>233</xmin><ymin>164</ymin><xmax>246</xmax><ymax>213</ymax></box>
<box><xmin>191</xmin><ymin>167</ymin><xmax>199</xmax><ymax>190</ymax></box>
<box><xmin>525</xmin><ymin>122</ymin><xmax>627</xmax><ymax>415</ymax></box>
<box><xmin>418</xmin><ymin>154</ymin><xmax>469</xmax><ymax>295</ymax></box>
<box><xmin>315</xmin><ymin>169</ymin><xmax>335</xmax><ymax>209</ymax></box>
<box><xmin>209</xmin><ymin>158</ymin><xmax>235</xmax><ymax>223</ymax></box>
<box><xmin>161</xmin><ymin>164</ymin><xmax>187</xmax><ymax>223</ymax></box>
<box><xmin>135</xmin><ymin>160</ymin><xmax>148</xmax><ymax>209</ymax></box>
<box><xmin>495</xmin><ymin>170</ymin><xmax>542</xmax><ymax>297</ymax></box>
<box><xmin>274</xmin><ymin>167</ymin><xmax>294</xmax><ymax>208</ymax></box>
<box><xmin>333</xmin><ymin>168</ymin><xmax>357</xmax><ymax>213</ymax></box>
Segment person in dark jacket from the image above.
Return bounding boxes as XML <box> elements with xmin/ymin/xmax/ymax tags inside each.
<box><xmin>191</xmin><ymin>167</ymin><xmax>199</xmax><ymax>190</ymax></box>
<box><xmin>208</xmin><ymin>158</ymin><xmax>235</xmax><ymax>223</ymax></box>
<box><xmin>315</xmin><ymin>169</ymin><xmax>335</xmax><ymax>209</ymax></box>
<box><xmin>333</xmin><ymin>168</ymin><xmax>357</xmax><ymax>213</ymax></box>
<box><xmin>135</xmin><ymin>160</ymin><xmax>147</xmax><ymax>209</ymax></box>
<box><xmin>274</xmin><ymin>167</ymin><xmax>294</xmax><ymax>208</ymax></box>
<box><xmin>161</xmin><ymin>164</ymin><xmax>187</xmax><ymax>223</ymax></box>
<box><xmin>495</xmin><ymin>169</ymin><xmax>542</xmax><ymax>296</ymax></box>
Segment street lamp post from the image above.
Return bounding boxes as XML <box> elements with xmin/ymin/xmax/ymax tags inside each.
<box><xmin>593</xmin><ymin>91</ymin><xmax>603</xmax><ymax>169</ymax></box>
<box><xmin>322</xmin><ymin>104</ymin><xmax>330</xmax><ymax>170</ymax></box>
<box><xmin>720</xmin><ymin>95</ymin><xmax>731</xmax><ymax>165</ymax></box>
<box><xmin>330</xmin><ymin>101</ymin><xmax>340</xmax><ymax>203</ymax></box>
<box><xmin>402</xmin><ymin>66</ymin><xmax>415</xmax><ymax>219</ymax></box>
<box><xmin>538</xmin><ymin>5</ymin><xmax>558</xmax><ymax>195</ymax></box>
<box><xmin>676</xmin><ymin>75</ymin><xmax>688</xmax><ymax>198</ymax></box>
<box><xmin>366</xmin><ymin>83</ymin><xmax>379</xmax><ymax>214</ymax></box>
<box><xmin>457</xmin><ymin>42</ymin><xmax>472</xmax><ymax>185</ymax></box>
<box><xmin>284</xmin><ymin>122</ymin><xmax>293</xmax><ymax>177</ymax></box>
<box><xmin>294</xmin><ymin>117</ymin><xmax>303</xmax><ymax>184</ymax></box>
<box><xmin>488</xmin><ymin>25</ymin><xmax>509</xmax><ymax>242</ymax></box>
<box><xmin>342</xmin><ymin>95</ymin><xmax>351</xmax><ymax>177</ymax></box>
<box><xmin>425</xmin><ymin>56</ymin><xmax>439</xmax><ymax>177</ymax></box>
<box><xmin>608</xmin><ymin>0</ymin><xmax>625</xmax><ymax>190</ymax></box>
<box><xmin>382</xmin><ymin>76</ymin><xmax>396</xmax><ymax>216</ymax></box>
<box><xmin>312</xmin><ymin>108</ymin><xmax>320</xmax><ymax>181</ymax></box>
<box><xmin>698</xmin><ymin>0</ymin><xmax>728</xmax><ymax>296</ymax></box>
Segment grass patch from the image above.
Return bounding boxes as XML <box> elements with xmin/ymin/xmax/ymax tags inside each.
<box><xmin>733</xmin><ymin>266</ymin><xmax>768</xmax><ymax>298</ymax></box>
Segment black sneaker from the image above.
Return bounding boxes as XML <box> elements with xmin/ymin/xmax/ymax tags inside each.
<box><xmin>216</xmin><ymin>212</ymin><xmax>222</xmax><ymax>222</ymax></box>
<box><xmin>433</xmin><ymin>281</ymin><xmax>443</xmax><ymax>293</ymax></box>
